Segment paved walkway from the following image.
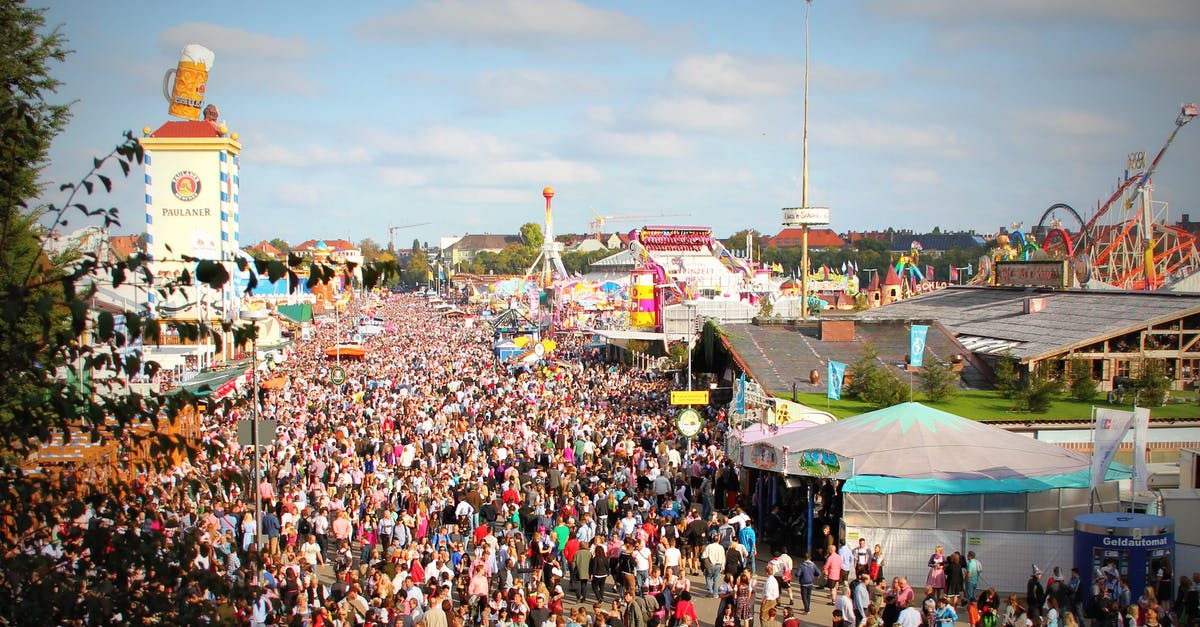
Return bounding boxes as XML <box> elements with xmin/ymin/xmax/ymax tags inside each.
<box><xmin>563</xmin><ymin>564</ymin><xmax>844</xmax><ymax>627</ymax></box>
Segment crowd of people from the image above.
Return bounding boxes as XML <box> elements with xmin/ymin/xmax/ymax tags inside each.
<box><xmin>22</xmin><ymin>290</ymin><xmax>1200</xmax><ymax>627</ymax></box>
<box><xmin>68</xmin><ymin>292</ymin><xmax>772</xmax><ymax>625</ymax></box>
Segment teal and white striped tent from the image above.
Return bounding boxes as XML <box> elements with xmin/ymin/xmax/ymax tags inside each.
<box><xmin>752</xmin><ymin>402</ymin><xmax>1130</xmax><ymax>494</ymax></box>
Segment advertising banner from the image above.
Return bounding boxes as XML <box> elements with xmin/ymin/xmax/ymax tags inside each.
<box><xmin>828</xmin><ymin>360</ymin><xmax>846</xmax><ymax>400</ymax></box>
<box><xmin>1091</xmin><ymin>407</ymin><xmax>1136</xmax><ymax>489</ymax></box>
<box><xmin>910</xmin><ymin>325</ymin><xmax>929</xmax><ymax>367</ymax></box>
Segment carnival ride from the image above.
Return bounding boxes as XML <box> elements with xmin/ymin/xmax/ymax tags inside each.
<box><xmin>1025</xmin><ymin>103</ymin><xmax>1199</xmax><ymax>290</ymax></box>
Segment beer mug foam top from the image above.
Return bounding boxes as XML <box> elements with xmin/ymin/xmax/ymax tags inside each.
<box><xmin>163</xmin><ymin>44</ymin><xmax>215</xmax><ymax>121</ymax></box>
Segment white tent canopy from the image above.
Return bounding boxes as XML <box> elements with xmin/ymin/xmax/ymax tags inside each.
<box><xmin>746</xmin><ymin>402</ymin><xmax>1130</xmax><ymax>494</ymax></box>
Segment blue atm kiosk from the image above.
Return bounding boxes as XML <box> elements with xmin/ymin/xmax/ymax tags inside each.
<box><xmin>1074</xmin><ymin>513</ymin><xmax>1174</xmax><ymax>603</ymax></box>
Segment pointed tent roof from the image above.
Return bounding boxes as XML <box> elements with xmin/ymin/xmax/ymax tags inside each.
<box><xmin>883</xmin><ymin>265</ymin><xmax>903</xmax><ymax>286</ymax></box>
<box><xmin>758</xmin><ymin>402</ymin><xmax>1129</xmax><ymax>494</ymax></box>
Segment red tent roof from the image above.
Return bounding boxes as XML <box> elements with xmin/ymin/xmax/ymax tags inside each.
<box><xmin>149</xmin><ymin>120</ymin><xmax>224</xmax><ymax>138</ymax></box>
<box><xmin>883</xmin><ymin>265</ymin><xmax>903</xmax><ymax>286</ymax></box>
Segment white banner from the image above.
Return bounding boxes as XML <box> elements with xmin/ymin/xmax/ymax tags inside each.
<box><xmin>1132</xmin><ymin>407</ymin><xmax>1151</xmax><ymax>493</ymax></box>
<box><xmin>1091</xmin><ymin>407</ymin><xmax>1136</xmax><ymax>489</ymax></box>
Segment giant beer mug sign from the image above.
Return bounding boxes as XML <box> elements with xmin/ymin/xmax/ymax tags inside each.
<box><xmin>163</xmin><ymin>44</ymin><xmax>215</xmax><ymax>120</ymax></box>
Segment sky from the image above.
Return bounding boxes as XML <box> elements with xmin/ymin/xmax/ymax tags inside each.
<box><xmin>34</xmin><ymin>0</ymin><xmax>1200</xmax><ymax>249</ymax></box>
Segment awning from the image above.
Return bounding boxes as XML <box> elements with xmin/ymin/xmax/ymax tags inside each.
<box><xmin>172</xmin><ymin>365</ymin><xmax>248</xmax><ymax>397</ymax></box>
<box><xmin>276</xmin><ymin>304</ymin><xmax>313</xmax><ymax>323</ymax></box>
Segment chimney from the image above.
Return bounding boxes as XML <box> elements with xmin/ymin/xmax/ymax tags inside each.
<box><xmin>1024</xmin><ymin>297</ymin><xmax>1047</xmax><ymax>314</ymax></box>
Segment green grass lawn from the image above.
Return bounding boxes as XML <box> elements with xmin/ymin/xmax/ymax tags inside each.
<box><xmin>790</xmin><ymin>389</ymin><xmax>1200</xmax><ymax>421</ymax></box>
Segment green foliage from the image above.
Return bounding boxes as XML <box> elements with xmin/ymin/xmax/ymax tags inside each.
<box><xmin>0</xmin><ymin>10</ymin><xmax>399</xmax><ymax>613</ymax></box>
<box><xmin>757</xmin><ymin>298</ymin><xmax>774</xmax><ymax>319</ymax></box>
<box><xmin>1014</xmin><ymin>365</ymin><xmax>1063</xmax><ymax>413</ymax></box>
<box><xmin>918</xmin><ymin>358</ymin><xmax>959</xmax><ymax>403</ymax></box>
<box><xmin>993</xmin><ymin>353</ymin><xmax>1020</xmax><ymax>398</ymax></box>
<box><xmin>721</xmin><ymin>229</ymin><xmax>762</xmax><ymax>254</ymax></box>
<box><xmin>404</xmin><ymin>244</ymin><xmax>430</xmax><ymax>285</ymax></box>
<box><xmin>846</xmin><ymin>344</ymin><xmax>907</xmax><ymax>408</ymax></box>
<box><xmin>1134</xmin><ymin>358</ymin><xmax>1170</xmax><ymax>406</ymax></box>
<box><xmin>519</xmin><ymin>222</ymin><xmax>544</xmax><ymax>250</ymax></box>
<box><xmin>268</xmin><ymin>237</ymin><xmax>290</xmax><ymax>255</ymax></box>
<box><xmin>1067</xmin><ymin>357</ymin><xmax>1098</xmax><ymax>402</ymax></box>
<box><xmin>668</xmin><ymin>340</ymin><xmax>689</xmax><ymax>368</ymax></box>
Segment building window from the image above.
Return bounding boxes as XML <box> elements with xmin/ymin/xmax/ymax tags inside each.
<box><xmin>1114</xmin><ymin>360</ymin><xmax>1131</xmax><ymax>379</ymax></box>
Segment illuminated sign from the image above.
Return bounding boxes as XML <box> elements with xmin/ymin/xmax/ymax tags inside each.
<box><xmin>995</xmin><ymin>260</ymin><xmax>1068</xmax><ymax>288</ymax></box>
<box><xmin>782</xmin><ymin>207</ymin><xmax>830</xmax><ymax>226</ymax></box>
<box><xmin>671</xmin><ymin>390</ymin><xmax>710</xmax><ymax>405</ymax></box>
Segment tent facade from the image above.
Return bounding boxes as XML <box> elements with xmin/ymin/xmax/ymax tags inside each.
<box><xmin>750</xmin><ymin>402</ymin><xmax>1130</xmax><ymax>494</ymax></box>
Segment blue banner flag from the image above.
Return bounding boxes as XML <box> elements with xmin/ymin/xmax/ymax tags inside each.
<box><xmin>827</xmin><ymin>361</ymin><xmax>846</xmax><ymax>400</ymax></box>
<box><xmin>735</xmin><ymin>372</ymin><xmax>746</xmax><ymax>414</ymax></box>
<box><xmin>910</xmin><ymin>325</ymin><xmax>929</xmax><ymax>367</ymax></box>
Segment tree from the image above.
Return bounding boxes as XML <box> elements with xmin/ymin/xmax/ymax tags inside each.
<box><xmin>1133</xmin><ymin>358</ymin><xmax>1170</xmax><ymax>407</ymax></box>
<box><xmin>845</xmin><ymin>344</ymin><xmax>907</xmax><ymax>408</ymax></box>
<box><xmin>268</xmin><ymin>238</ymin><xmax>290</xmax><ymax>255</ymax></box>
<box><xmin>1067</xmin><ymin>357</ymin><xmax>1098</xmax><ymax>403</ymax></box>
<box><xmin>0</xmin><ymin>11</ymin><xmax>399</xmax><ymax>618</ymax></box>
<box><xmin>357</xmin><ymin>237</ymin><xmax>383</xmax><ymax>264</ymax></box>
<box><xmin>1014</xmin><ymin>365</ymin><xmax>1063</xmax><ymax>413</ymax></box>
<box><xmin>404</xmin><ymin>244</ymin><xmax>430</xmax><ymax>286</ymax></box>
<box><xmin>519</xmin><ymin>222</ymin><xmax>544</xmax><ymax>250</ymax></box>
<box><xmin>722</xmin><ymin>229</ymin><xmax>762</xmax><ymax>253</ymax></box>
<box><xmin>918</xmin><ymin>358</ymin><xmax>959</xmax><ymax>403</ymax></box>
<box><xmin>993</xmin><ymin>353</ymin><xmax>1020</xmax><ymax>398</ymax></box>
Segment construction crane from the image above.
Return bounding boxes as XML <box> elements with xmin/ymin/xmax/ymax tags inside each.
<box><xmin>388</xmin><ymin>222</ymin><xmax>432</xmax><ymax>251</ymax></box>
<box><xmin>589</xmin><ymin>209</ymin><xmax>690</xmax><ymax>238</ymax></box>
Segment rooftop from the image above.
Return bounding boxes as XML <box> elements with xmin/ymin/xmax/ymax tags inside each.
<box><xmin>856</xmin><ymin>286</ymin><xmax>1200</xmax><ymax>363</ymax></box>
<box><xmin>720</xmin><ymin>319</ymin><xmax>991</xmax><ymax>396</ymax></box>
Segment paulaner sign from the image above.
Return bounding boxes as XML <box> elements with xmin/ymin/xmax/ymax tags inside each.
<box><xmin>994</xmin><ymin>260</ymin><xmax>1069</xmax><ymax>288</ymax></box>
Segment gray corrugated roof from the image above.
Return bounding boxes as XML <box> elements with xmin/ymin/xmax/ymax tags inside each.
<box><xmin>856</xmin><ymin>286</ymin><xmax>1200</xmax><ymax>362</ymax></box>
<box><xmin>721</xmin><ymin>320</ymin><xmax>990</xmax><ymax>396</ymax></box>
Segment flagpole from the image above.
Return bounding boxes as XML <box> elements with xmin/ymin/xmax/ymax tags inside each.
<box><xmin>1089</xmin><ymin>405</ymin><xmax>1096</xmax><ymax>512</ymax></box>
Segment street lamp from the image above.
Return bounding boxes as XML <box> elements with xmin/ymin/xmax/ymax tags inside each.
<box><xmin>240</xmin><ymin>308</ymin><xmax>269</xmax><ymax>549</ymax></box>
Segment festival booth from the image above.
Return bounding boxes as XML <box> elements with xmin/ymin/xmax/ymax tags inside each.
<box><xmin>493</xmin><ymin>339</ymin><xmax>520</xmax><ymax>361</ymax></box>
<box><xmin>744</xmin><ymin>403</ymin><xmax>1134</xmax><ymax>594</ymax></box>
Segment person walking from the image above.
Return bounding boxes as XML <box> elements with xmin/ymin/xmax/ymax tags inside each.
<box><xmin>703</xmin><ymin>535</ymin><xmax>727</xmax><ymax>598</ymax></box>
<box><xmin>824</xmin><ymin>545</ymin><xmax>844</xmax><ymax>604</ymax></box>
<box><xmin>966</xmin><ymin>551</ymin><xmax>983</xmax><ymax>606</ymax></box>
<box><xmin>761</xmin><ymin>562</ymin><xmax>781</xmax><ymax>624</ymax></box>
<box><xmin>796</xmin><ymin>551</ymin><xmax>820</xmax><ymax>615</ymax></box>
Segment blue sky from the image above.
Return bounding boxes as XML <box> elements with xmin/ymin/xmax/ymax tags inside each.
<box><xmin>36</xmin><ymin>0</ymin><xmax>1200</xmax><ymax>248</ymax></box>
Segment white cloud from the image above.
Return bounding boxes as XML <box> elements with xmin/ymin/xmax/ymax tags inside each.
<box><xmin>463</xmin><ymin>159</ymin><xmax>602</xmax><ymax>186</ymax></box>
<box><xmin>645</xmin><ymin>96</ymin><xmax>753</xmax><ymax>132</ymax></box>
<box><xmin>584</xmin><ymin>105</ymin><xmax>617</xmax><ymax>127</ymax></box>
<box><xmin>424</xmin><ymin>187</ymin><xmax>531</xmax><ymax>204</ymax></box>
<box><xmin>1008</xmin><ymin>108</ymin><xmax>1129</xmax><ymax>137</ymax></box>
<box><xmin>670</xmin><ymin>53</ymin><xmax>794</xmax><ymax>98</ymax></box>
<box><xmin>357</xmin><ymin>0</ymin><xmax>649</xmax><ymax>48</ymax></box>
<box><xmin>158</xmin><ymin>23</ymin><xmax>319</xmax><ymax>60</ymax></box>
<box><xmin>589</xmin><ymin>131</ymin><xmax>694</xmax><ymax>159</ymax></box>
<box><xmin>659</xmin><ymin>168</ymin><xmax>755</xmax><ymax>185</ymax></box>
<box><xmin>823</xmin><ymin>118</ymin><xmax>966</xmax><ymax>157</ymax></box>
<box><xmin>372</xmin><ymin>126</ymin><xmax>521</xmax><ymax>162</ymax></box>
<box><xmin>376</xmin><ymin>167</ymin><xmax>427</xmax><ymax>188</ymax></box>
<box><xmin>272</xmin><ymin>183</ymin><xmax>328</xmax><ymax>206</ymax></box>
<box><xmin>885</xmin><ymin>166</ymin><xmax>941</xmax><ymax>186</ymax></box>
<box><xmin>248</xmin><ymin>142</ymin><xmax>372</xmax><ymax>167</ymax></box>
<box><xmin>867</xmin><ymin>0</ymin><xmax>1199</xmax><ymax>24</ymax></box>
<box><xmin>474</xmin><ymin>69</ymin><xmax>606</xmax><ymax>110</ymax></box>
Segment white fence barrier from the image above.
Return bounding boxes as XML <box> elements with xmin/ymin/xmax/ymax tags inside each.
<box><xmin>1178</xmin><ymin>543</ymin><xmax>1200</xmax><ymax>580</ymax></box>
<box><xmin>848</xmin><ymin>527</ymin><xmax>1073</xmax><ymax>595</ymax></box>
